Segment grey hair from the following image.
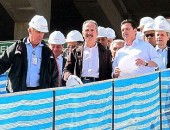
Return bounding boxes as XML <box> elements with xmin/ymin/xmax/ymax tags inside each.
<box><xmin>82</xmin><ymin>20</ymin><xmax>98</xmax><ymax>32</ymax></box>
<box><xmin>109</xmin><ymin>39</ymin><xmax>125</xmax><ymax>51</ymax></box>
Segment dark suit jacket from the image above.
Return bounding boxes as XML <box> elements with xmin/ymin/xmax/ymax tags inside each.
<box><xmin>1</xmin><ymin>37</ymin><xmax>59</xmax><ymax>92</ymax></box>
<box><xmin>63</xmin><ymin>42</ymin><xmax>112</xmax><ymax>81</ymax></box>
<box><xmin>61</xmin><ymin>56</ymin><xmax>66</xmax><ymax>86</ymax></box>
<box><xmin>167</xmin><ymin>47</ymin><xmax>170</xmax><ymax>68</ymax></box>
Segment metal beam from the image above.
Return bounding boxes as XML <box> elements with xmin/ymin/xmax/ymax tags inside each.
<box><xmin>74</xmin><ymin>0</ymin><xmax>125</xmax><ymax>38</ymax></box>
<box><xmin>97</xmin><ymin>0</ymin><xmax>124</xmax><ymax>38</ymax></box>
<box><xmin>0</xmin><ymin>0</ymin><xmax>35</xmax><ymax>22</ymax></box>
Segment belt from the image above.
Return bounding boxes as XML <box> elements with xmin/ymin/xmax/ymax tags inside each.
<box><xmin>27</xmin><ymin>86</ymin><xmax>39</xmax><ymax>90</ymax></box>
<box><xmin>81</xmin><ymin>77</ymin><xmax>99</xmax><ymax>81</ymax></box>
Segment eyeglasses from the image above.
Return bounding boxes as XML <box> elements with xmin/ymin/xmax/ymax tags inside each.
<box><xmin>145</xmin><ymin>33</ymin><xmax>155</xmax><ymax>37</ymax></box>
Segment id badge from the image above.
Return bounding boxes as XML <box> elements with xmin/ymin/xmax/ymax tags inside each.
<box><xmin>32</xmin><ymin>57</ymin><xmax>38</xmax><ymax>64</ymax></box>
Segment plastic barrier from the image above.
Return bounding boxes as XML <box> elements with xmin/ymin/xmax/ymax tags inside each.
<box><xmin>0</xmin><ymin>90</ymin><xmax>54</xmax><ymax>129</ymax></box>
<box><xmin>55</xmin><ymin>80</ymin><xmax>113</xmax><ymax>129</ymax></box>
<box><xmin>0</xmin><ymin>73</ymin><xmax>7</xmax><ymax>94</ymax></box>
<box><xmin>160</xmin><ymin>69</ymin><xmax>170</xmax><ymax>130</ymax></box>
<box><xmin>114</xmin><ymin>72</ymin><xmax>160</xmax><ymax>130</ymax></box>
<box><xmin>0</xmin><ymin>69</ymin><xmax>170</xmax><ymax>129</ymax></box>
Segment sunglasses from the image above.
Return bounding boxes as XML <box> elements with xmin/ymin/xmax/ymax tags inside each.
<box><xmin>145</xmin><ymin>33</ymin><xmax>155</xmax><ymax>37</ymax></box>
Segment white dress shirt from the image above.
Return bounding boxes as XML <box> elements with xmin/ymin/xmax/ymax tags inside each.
<box><xmin>155</xmin><ymin>46</ymin><xmax>167</xmax><ymax>70</ymax></box>
<box><xmin>56</xmin><ymin>55</ymin><xmax>63</xmax><ymax>78</ymax></box>
<box><xmin>26</xmin><ymin>38</ymin><xmax>43</xmax><ymax>87</ymax></box>
<box><xmin>112</xmin><ymin>38</ymin><xmax>163</xmax><ymax>78</ymax></box>
<box><xmin>81</xmin><ymin>43</ymin><xmax>99</xmax><ymax>78</ymax></box>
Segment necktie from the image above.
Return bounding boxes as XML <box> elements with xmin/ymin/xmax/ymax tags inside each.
<box><xmin>56</xmin><ymin>58</ymin><xmax>61</xmax><ymax>87</ymax></box>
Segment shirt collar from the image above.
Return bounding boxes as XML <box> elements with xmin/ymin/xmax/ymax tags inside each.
<box><xmin>155</xmin><ymin>45</ymin><xmax>168</xmax><ymax>51</ymax></box>
<box><xmin>84</xmin><ymin>42</ymin><xmax>98</xmax><ymax>49</ymax></box>
<box><xmin>124</xmin><ymin>38</ymin><xmax>139</xmax><ymax>47</ymax></box>
<box><xmin>25</xmin><ymin>38</ymin><xmax>44</xmax><ymax>47</ymax></box>
<box><xmin>57</xmin><ymin>55</ymin><xmax>62</xmax><ymax>60</ymax></box>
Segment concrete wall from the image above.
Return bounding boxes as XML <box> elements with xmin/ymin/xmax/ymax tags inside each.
<box><xmin>0</xmin><ymin>0</ymin><xmax>51</xmax><ymax>40</ymax></box>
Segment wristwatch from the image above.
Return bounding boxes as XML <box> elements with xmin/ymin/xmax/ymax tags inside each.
<box><xmin>145</xmin><ymin>61</ymin><xmax>148</xmax><ymax>66</ymax></box>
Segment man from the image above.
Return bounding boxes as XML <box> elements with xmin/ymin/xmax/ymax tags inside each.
<box><xmin>112</xmin><ymin>19</ymin><xmax>162</xmax><ymax>78</ymax></box>
<box><xmin>0</xmin><ymin>15</ymin><xmax>59</xmax><ymax>92</ymax></box>
<box><xmin>63</xmin><ymin>30</ymin><xmax>84</xmax><ymax>59</ymax></box>
<box><xmin>96</xmin><ymin>26</ymin><xmax>108</xmax><ymax>49</ymax></box>
<box><xmin>143</xmin><ymin>21</ymin><xmax>157</xmax><ymax>47</ymax></box>
<box><xmin>137</xmin><ymin>16</ymin><xmax>154</xmax><ymax>40</ymax></box>
<box><xmin>66</xmin><ymin>30</ymin><xmax>84</xmax><ymax>48</ymax></box>
<box><xmin>109</xmin><ymin>39</ymin><xmax>125</xmax><ymax>61</ymax></box>
<box><xmin>155</xmin><ymin>20</ymin><xmax>170</xmax><ymax>69</ymax></box>
<box><xmin>63</xmin><ymin>20</ymin><xmax>112</xmax><ymax>83</ymax></box>
<box><xmin>106</xmin><ymin>27</ymin><xmax>116</xmax><ymax>48</ymax></box>
<box><xmin>137</xmin><ymin>16</ymin><xmax>154</xmax><ymax>32</ymax></box>
<box><xmin>48</xmin><ymin>31</ymin><xmax>66</xmax><ymax>87</ymax></box>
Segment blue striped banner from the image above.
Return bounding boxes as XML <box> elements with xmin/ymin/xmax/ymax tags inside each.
<box><xmin>0</xmin><ymin>70</ymin><xmax>170</xmax><ymax>129</ymax></box>
<box><xmin>55</xmin><ymin>80</ymin><xmax>113</xmax><ymax>130</ymax></box>
<box><xmin>160</xmin><ymin>69</ymin><xmax>170</xmax><ymax>130</ymax></box>
<box><xmin>0</xmin><ymin>90</ymin><xmax>53</xmax><ymax>129</ymax></box>
<box><xmin>0</xmin><ymin>73</ymin><xmax>7</xmax><ymax>94</ymax></box>
<box><xmin>114</xmin><ymin>72</ymin><xmax>160</xmax><ymax>129</ymax></box>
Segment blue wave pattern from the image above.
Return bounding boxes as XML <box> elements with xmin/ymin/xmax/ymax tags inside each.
<box><xmin>0</xmin><ymin>73</ymin><xmax>7</xmax><ymax>94</ymax></box>
<box><xmin>1</xmin><ymin>70</ymin><xmax>170</xmax><ymax>129</ymax></box>
<box><xmin>114</xmin><ymin>72</ymin><xmax>160</xmax><ymax>130</ymax></box>
<box><xmin>0</xmin><ymin>90</ymin><xmax>53</xmax><ymax>129</ymax></box>
<box><xmin>160</xmin><ymin>69</ymin><xmax>170</xmax><ymax>130</ymax></box>
<box><xmin>55</xmin><ymin>81</ymin><xmax>113</xmax><ymax>130</ymax></box>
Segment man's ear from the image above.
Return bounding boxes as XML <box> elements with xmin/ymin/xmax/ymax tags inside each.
<box><xmin>28</xmin><ymin>28</ymin><xmax>31</xmax><ymax>34</ymax></box>
<box><xmin>134</xmin><ymin>28</ymin><xmax>137</xmax><ymax>35</ymax></box>
<box><xmin>168</xmin><ymin>33</ymin><xmax>170</xmax><ymax>39</ymax></box>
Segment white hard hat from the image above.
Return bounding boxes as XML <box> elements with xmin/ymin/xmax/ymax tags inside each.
<box><xmin>48</xmin><ymin>31</ymin><xmax>66</xmax><ymax>44</ymax></box>
<box><xmin>138</xmin><ymin>17</ymin><xmax>154</xmax><ymax>29</ymax></box>
<box><xmin>66</xmin><ymin>30</ymin><xmax>84</xmax><ymax>42</ymax></box>
<box><xmin>106</xmin><ymin>27</ymin><xmax>116</xmax><ymax>39</ymax></box>
<box><xmin>155</xmin><ymin>20</ymin><xmax>170</xmax><ymax>33</ymax></box>
<box><xmin>66</xmin><ymin>75</ymin><xmax>83</xmax><ymax>87</ymax></box>
<box><xmin>29</xmin><ymin>15</ymin><xmax>48</xmax><ymax>33</ymax></box>
<box><xmin>154</xmin><ymin>15</ymin><xmax>166</xmax><ymax>22</ymax></box>
<box><xmin>97</xmin><ymin>26</ymin><xmax>107</xmax><ymax>38</ymax></box>
<box><xmin>143</xmin><ymin>21</ymin><xmax>155</xmax><ymax>33</ymax></box>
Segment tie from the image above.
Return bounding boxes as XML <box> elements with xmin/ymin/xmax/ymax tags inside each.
<box><xmin>56</xmin><ymin>58</ymin><xmax>61</xmax><ymax>87</ymax></box>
